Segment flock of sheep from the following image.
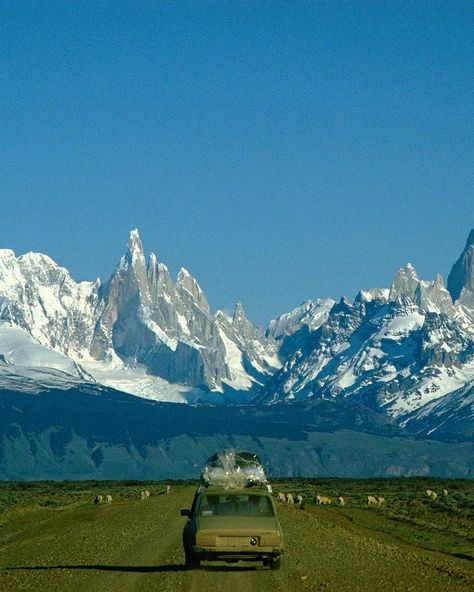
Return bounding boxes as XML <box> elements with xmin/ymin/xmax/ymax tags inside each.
<box><xmin>93</xmin><ymin>486</ymin><xmax>173</xmax><ymax>505</ymax></box>
<box><xmin>276</xmin><ymin>488</ymin><xmax>449</xmax><ymax>508</ymax></box>
<box><xmin>93</xmin><ymin>485</ymin><xmax>448</xmax><ymax>507</ymax></box>
<box><xmin>427</xmin><ymin>488</ymin><xmax>448</xmax><ymax>500</ymax></box>
<box><xmin>93</xmin><ymin>494</ymin><xmax>113</xmax><ymax>504</ymax></box>
<box><xmin>94</xmin><ymin>490</ymin><xmax>150</xmax><ymax>504</ymax></box>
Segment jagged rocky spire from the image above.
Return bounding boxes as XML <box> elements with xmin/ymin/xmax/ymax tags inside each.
<box><xmin>389</xmin><ymin>263</ymin><xmax>419</xmax><ymax>301</ymax></box>
<box><xmin>126</xmin><ymin>228</ymin><xmax>144</xmax><ymax>259</ymax></box>
<box><xmin>232</xmin><ymin>301</ymin><xmax>256</xmax><ymax>336</ymax></box>
<box><xmin>176</xmin><ymin>267</ymin><xmax>210</xmax><ymax>313</ymax></box>
<box><xmin>91</xmin><ymin>230</ymin><xmax>258</xmax><ymax>389</ymax></box>
<box><xmin>447</xmin><ymin>229</ymin><xmax>474</xmax><ymax>302</ymax></box>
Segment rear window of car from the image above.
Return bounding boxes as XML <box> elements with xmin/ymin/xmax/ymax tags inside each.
<box><xmin>199</xmin><ymin>494</ymin><xmax>274</xmax><ymax>517</ymax></box>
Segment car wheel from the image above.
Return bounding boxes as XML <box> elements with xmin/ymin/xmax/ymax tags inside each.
<box><xmin>185</xmin><ymin>552</ymin><xmax>200</xmax><ymax>569</ymax></box>
<box><xmin>269</xmin><ymin>555</ymin><xmax>282</xmax><ymax>570</ymax></box>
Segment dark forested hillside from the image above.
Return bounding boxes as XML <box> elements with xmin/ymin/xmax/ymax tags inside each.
<box><xmin>1</xmin><ymin>385</ymin><xmax>472</xmax><ymax>480</ymax></box>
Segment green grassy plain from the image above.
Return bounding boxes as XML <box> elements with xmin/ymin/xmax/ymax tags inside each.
<box><xmin>274</xmin><ymin>477</ymin><xmax>474</xmax><ymax>559</ymax></box>
<box><xmin>0</xmin><ymin>479</ymin><xmax>178</xmax><ymax>514</ymax></box>
<box><xmin>0</xmin><ymin>478</ymin><xmax>472</xmax><ymax>592</ymax></box>
<box><xmin>1</xmin><ymin>478</ymin><xmax>473</xmax><ymax>558</ymax></box>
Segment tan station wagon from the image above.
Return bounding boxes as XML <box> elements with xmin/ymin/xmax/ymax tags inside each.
<box><xmin>181</xmin><ymin>485</ymin><xmax>284</xmax><ymax>569</ymax></box>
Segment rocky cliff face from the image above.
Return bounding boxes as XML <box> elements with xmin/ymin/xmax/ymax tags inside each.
<box><xmin>257</xmin><ymin>232</ymin><xmax>474</xmax><ymax>438</ymax></box>
<box><xmin>448</xmin><ymin>229</ymin><xmax>474</xmax><ymax>302</ymax></box>
<box><xmin>0</xmin><ymin>231</ymin><xmax>276</xmax><ymax>397</ymax></box>
<box><xmin>90</xmin><ymin>231</ymin><xmax>231</xmax><ymax>389</ymax></box>
<box><xmin>0</xmin><ymin>249</ymin><xmax>99</xmax><ymax>357</ymax></box>
<box><xmin>0</xmin><ymin>228</ymin><xmax>473</xmax><ymax>441</ymax></box>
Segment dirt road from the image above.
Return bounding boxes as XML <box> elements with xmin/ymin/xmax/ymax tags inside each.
<box><xmin>1</xmin><ymin>486</ymin><xmax>472</xmax><ymax>591</ymax></box>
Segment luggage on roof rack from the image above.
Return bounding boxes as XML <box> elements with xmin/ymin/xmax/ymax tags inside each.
<box><xmin>200</xmin><ymin>449</ymin><xmax>269</xmax><ymax>489</ymax></box>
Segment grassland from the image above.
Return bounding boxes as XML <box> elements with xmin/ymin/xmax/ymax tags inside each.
<box><xmin>0</xmin><ymin>479</ymin><xmax>177</xmax><ymax>516</ymax></box>
<box><xmin>274</xmin><ymin>476</ymin><xmax>474</xmax><ymax>560</ymax></box>
<box><xmin>0</xmin><ymin>478</ymin><xmax>472</xmax><ymax>591</ymax></box>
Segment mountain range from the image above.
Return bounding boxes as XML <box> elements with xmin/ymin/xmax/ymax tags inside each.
<box><xmin>0</xmin><ymin>230</ymin><xmax>279</xmax><ymax>403</ymax></box>
<box><xmin>1</xmin><ymin>229</ymin><xmax>473</xmax><ymax>479</ymax></box>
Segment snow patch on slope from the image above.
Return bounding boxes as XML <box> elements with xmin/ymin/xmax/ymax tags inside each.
<box><xmin>217</xmin><ymin>326</ymin><xmax>253</xmax><ymax>390</ymax></box>
<box><xmin>0</xmin><ymin>323</ymin><xmax>81</xmax><ymax>375</ymax></box>
<box><xmin>80</xmin><ymin>356</ymin><xmax>216</xmax><ymax>404</ymax></box>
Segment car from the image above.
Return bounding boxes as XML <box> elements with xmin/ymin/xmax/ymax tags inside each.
<box><xmin>181</xmin><ymin>485</ymin><xmax>284</xmax><ymax>569</ymax></box>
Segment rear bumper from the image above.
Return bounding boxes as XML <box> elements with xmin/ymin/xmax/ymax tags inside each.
<box><xmin>192</xmin><ymin>545</ymin><xmax>283</xmax><ymax>561</ymax></box>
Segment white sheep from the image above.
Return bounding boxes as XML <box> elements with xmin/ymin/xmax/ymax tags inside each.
<box><xmin>105</xmin><ymin>494</ymin><xmax>113</xmax><ymax>503</ymax></box>
<box><xmin>141</xmin><ymin>490</ymin><xmax>151</xmax><ymax>500</ymax></box>
<box><xmin>277</xmin><ymin>492</ymin><xmax>286</xmax><ymax>502</ymax></box>
<box><xmin>426</xmin><ymin>489</ymin><xmax>438</xmax><ymax>500</ymax></box>
<box><xmin>367</xmin><ymin>495</ymin><xmax>379</xmax><ymax>506</ymax></box>
<box><xmin>94</xmin><ymin>494</ymin><xmax>103</xmax><ymax>504</ymax></box>
<box><xmin>295</xmin><ymin>494</ymin><xmax>304</xmax><ymax>506</ymax></box>
<box><xmin>338</xmin><ymin>496</ymin><xmax>345</xmax><ymax>506</ymax></box>
<box><xmin>286</xmin><ymin>493</ymin><xmax>294</xmax><ymax>504</ymax></box>
<box><xmin>377</xmin><ymin>497</ymin><xmax>385</xmax><ymax>505</ymax></box>
<box><xmin>442</xmin><ymin>489</ymin><xmax>448</xmax><ymax>497</ymax></box>
<box><xmin>315</xmin><ymin>495</ymin><xmax>331</xmax><ymax>505</ymax></box>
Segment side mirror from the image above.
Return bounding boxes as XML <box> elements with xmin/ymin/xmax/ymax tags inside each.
<box><xmin>180</xmin><ymin>508</ymin><xmax>191</xmax><ymax>517</ymax></box>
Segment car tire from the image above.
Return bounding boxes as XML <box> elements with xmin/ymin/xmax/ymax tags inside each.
<box><xmin>185</xmin><ymin>552</ymin><xmax>201</xmax><ymax>569</ymax></box>
<box><xmin>269</xmin><ymin>555</ymin><xmax>282</xmax><ymax>570</ymax></box>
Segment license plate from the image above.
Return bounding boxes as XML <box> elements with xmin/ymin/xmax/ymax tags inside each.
<box><xmin>218</xmin><ymin>536</ymin><xmax>258</xmax><ymax>547</ymax></box>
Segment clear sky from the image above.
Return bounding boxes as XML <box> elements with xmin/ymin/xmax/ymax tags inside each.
<box><xmin>1</xmin><ymin>1</ymin><xmax>473</xmax><ymax>327</ymax></box>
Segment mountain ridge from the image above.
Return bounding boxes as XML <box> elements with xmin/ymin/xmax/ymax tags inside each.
<box><xmin>0</xmin><ymin>229</ymin><xmax>279</xmax><ymax>403</ymax></box>
<box><xmin>1</xmin><ymin>385</ymin><xmax>472</xmax><ymax>480</ymax></box>
<box><xmin>1</xmin><ymin>228</ymin><xmax>474</xmax><ymax>446</ymax></box>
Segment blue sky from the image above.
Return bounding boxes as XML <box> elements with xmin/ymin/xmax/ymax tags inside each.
<box><xmin>1</xmin><ymin>1</ymin><xmax>473</xmax><ymax>326</ymax></box>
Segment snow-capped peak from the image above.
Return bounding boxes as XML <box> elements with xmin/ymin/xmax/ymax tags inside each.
<box><xmin>177</xmin><ymin>266</ymin><xmax>191</xmax><ymax>280</ymax></box>
<box><xmin>125</xmin><ymin>228</ymin><xmax>146</xmax><ymax>266</ymax></box>
<box><xmin>128</xmin><ymin>227</ymin><xmax>141</xmax><ymax>245</ymax></box>
<box><xmin>1</xmin><ymin>227</ymin><xmax>473</xmax><ymax>443</ymax></box>
<box><xmin>389</xmin><ymin>263</ymin><xmax>420</xmax><ymax>301</ymax></box>
<box><xmin>232</xmin><ymin>301</ymin><xmax>246</xmax><ymax>323</ymax></box>
<box><xmin>0</xmin><ymin>249</ymin><xmax>15</xmax><ymax>258</ymax></box>
<box><xmin>176</xmin><ymin>267</ymin><xmax>208</xmax><ymax>311</ymax></box>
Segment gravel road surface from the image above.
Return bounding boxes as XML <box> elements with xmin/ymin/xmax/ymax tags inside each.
<box><xmin>1</xmin><ymin>486</ymin><xmax>472</xmax><ymax>591</ymax></box>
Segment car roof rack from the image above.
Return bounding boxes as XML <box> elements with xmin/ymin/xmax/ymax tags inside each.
<box><xmin>200</xmin><ymin>449</ymin><xmax>272</xmax><ymax>490</ymax></box>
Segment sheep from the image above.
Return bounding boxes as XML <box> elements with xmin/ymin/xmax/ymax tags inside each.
<box><xmin>140</xmin><ymin>490</ymin><xmax>151</xmax><ymax>500</ymax></box>
<box><xmin>277</xmin><ymin>492</ymin><xmax>286</xmax><ymax>502</ymax></box>
<box><xmin>338</xmin><ymin>496</ymin><xmax>345</xmax><ymax>506</ymax></box>
<box><xmin>166</xmin><ymin>485</ymin><xmax>171</xmax><ymax>494</ymax></box>
<box><xmin>295</xmin><ymin>494</ymin><xmax>304</xmax><ymax>506</ymax></box>
<box><xmin>377</xmin><ymin>497</ymin><xmax>385</xmax><ymax>505</ymax></box>
<box><xmin>94</xmin><ymin>494</ymin><xmax>103</xmax><ymax>505</ymax></box>
<box><xmin>442</xmin><ymin>489</ymin><xmax>448</xmax><ymax>497</ymax></box>
<box><xmin>315</xmin><ymin>495</ymin><xmax>331</xmax><ymax>505</ymax></box>
<box><xmin>426</xmin><ymin>489</ymin><xmax>438</xmax><ymax>500</ymax></box>
<box><xmin>367</xmin><ymin>496</ymin><xmax>379</xmax><ymax>506</ymax></box>
<box><xmin>105</xmin><ymin>494</ymin><xmax>113</xmax><ymax>504</ymax></box>
<box><xmin>286</xmin><ymin>493</ymin><xmax>295</xmax><ymax>504</ymax></box>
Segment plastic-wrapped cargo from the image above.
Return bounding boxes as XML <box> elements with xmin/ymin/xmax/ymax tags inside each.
<box><xmin>201</xmin><ymin>450</ymin><xmax>269</xmax><ymax>489</ymax></box>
